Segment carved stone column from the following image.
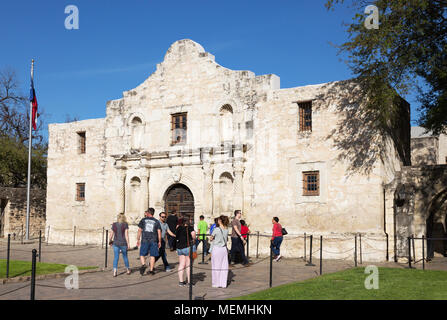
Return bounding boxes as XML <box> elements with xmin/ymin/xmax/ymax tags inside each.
<box><xmin>141</xmin><ymin>171</ymin><xmax>150</xmax><ymax>212</ymax></box>
<box><xmin>202</xmin><ymin>162</ymin><xmax>214</xmax><ymax>217</ymax></box>
<box><xmin>118</xmin><ymin>170</ymin><xmax>126</xmax><ymax>214</ymax></box>
<box><xmin>233</xmin><ymin>162</ymin><xmax>245</xmax><ymax>212</ymax></box>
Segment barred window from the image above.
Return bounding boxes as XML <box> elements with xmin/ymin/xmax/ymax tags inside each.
<box><xmin>77</xmin><ymin>132</ymin><xmax>86</xmax><ymax>154</ymax></box>
<box><xmin>76</xmin><ymin>183</ymin><xmax>85</xmax><ymax>201</ymax></box>
<box><xmin>171</xmin><ymin>113</ymin><xmax>187</xmax><ymax>145</ymax></box>
<box><xmin>303</xmin><ymin>171</ymin><xmax>319</xmax><ymax>196</ymax></box>
<box><xmin>298</xmin><ymin>101</ymin><xmax>312</xmax><ymax>132</ymax></box>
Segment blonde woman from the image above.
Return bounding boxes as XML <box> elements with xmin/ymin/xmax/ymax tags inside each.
<box><xmin>109</xmin><ymin>213</ymin><xmax>131</xmax><ymax>277</ymax></box>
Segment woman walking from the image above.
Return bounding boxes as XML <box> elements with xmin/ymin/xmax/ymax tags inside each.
<box><xmin>109</xmin><ymin>213</ymin><xmax>131</xmax><ymax>277</ymax></box>
<box><xmin>271</xmin><ymin>217</ymin><xmax>283</xmax><ymax>262</ymax></box>
<box><xmin>175</xmin><ymin>217</ymin><xmax>196</xmax><ymax>287</ymax></box>
<box><xmin>210</xmin><ymin>215</ymin><xmax>230</xmax><ymax>288</ymax></box>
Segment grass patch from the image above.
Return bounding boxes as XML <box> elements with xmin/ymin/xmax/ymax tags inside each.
<box><xmin>232</xmin><ymin>267</ymin><xmax>447</xmax><ymax>300</ymax></box>
<box><xmin>0</xmin><ymin>259</ymin><xmax>96</xmax><ymax>279</ymax></box>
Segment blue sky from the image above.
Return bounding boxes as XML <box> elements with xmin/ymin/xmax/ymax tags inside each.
<box><xmin>1</xmin><ymin>0</ymin><xmax>421</xmax><ymax>140</ymax></box>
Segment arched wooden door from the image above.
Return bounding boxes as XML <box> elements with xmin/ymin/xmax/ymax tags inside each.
<box><xmin>164</xmin><ymin>184</ymin><xmax>195</xmax><ymax>224</ymax></box>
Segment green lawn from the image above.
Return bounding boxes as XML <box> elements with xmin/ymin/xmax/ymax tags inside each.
<box><xmin>0</xmin><ymin>259</ymin><xmax>96</xmax><ymax>279</ymax></box>
<box><xmin>233</xmin><ymin>267</ymin><xmax>447</xmax><ymax>300</ymax></box>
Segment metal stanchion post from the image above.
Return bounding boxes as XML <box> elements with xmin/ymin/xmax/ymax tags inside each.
<box><xmin>6</xmin><ymin>234</ymin><xmax>10</xmax><ymax>278</ymax></box>
<box><xmin>38</xmin><ymin>230</ymin><xmax>42</xmax><ymax>262</ymax></box>
<box><xmin>256</xmin><ymin>231</ymin><xmax>259</xmax><ymax>259</ymax></box>
<box><xmin>73</xmin><ymin>226</ymin><xmax>76</xmax><ymax>247</ymax></box>
<box><xmin>408</xmin><ymin>237</ymin><xmax>412</xmax><ymax>269</ymax></box>
<box><xmin>386</xmin><ymin>233</ymin><xmax>389</xmax><ymax>261</ymax></box>
<box><xmin>269</xmin><ymin>240</ymin><xmax>273</xmax><ymax>288</ymax></box>
<box><xmin>199</xmin><ymin>235</ymin><xmax>207</xmax><ymax>264</ymax></box>
<box><xmin>30</xmin><ymin>249</ymin><xmax>37</xmax><ymax>300</ymax></box>
<box><xmin>354</xmin><ymin>234</ymin><xmax>358</xmax><ymax>267</ymax></box>
<box><xmin>246</xmin><ymin>234</ymin><xmax>250</xmax><ymax>260</ymax></box>
<box><xmin>422</xmin><ymin>235</ymin><xmax>425</xmax><ymax>270</ymax></box>
<box><xmin>105</xmin><ymin>230</ymin><xmax>108</xmax><ymax>268</ymax></box>
<box><xmin>359</xmin><ymin>234</ymin><xmax>362</xmax><ymax>265</ymax></box>
<box><xmin>47</xmin><ymin>226</ymin><xmax>50</xmax><ymax>245</ymax></box>
<box><xmin>102</xmin><ymin>227</ymin><xmax>104</xmax><ymax>249</ymax></box>
<box><xmin>21</xmin><ymin>224</ymin><xmax>23</xmax><ymax>244</ymax></box>
<box><xmin>306</xmin><ymin>235</ymin><xmax>315</xmax><ymax>266</ymax></box>
<box><xmin>304</xmin><ymin>232</ymin><xmax>306</xmax><ymax>261</ymax></box>
<box><xmin>412</xmin><ymin>235</ymin><xmax>416</xmax><ymax>263</ymax></box>
<box><xmin>320</xmin><ymin>235</ymin><xmax>323</xmax><ymax>275</ymax></box>
<box><xmin>189</xmin><ymin>243</ymin><xmax>193</xmax><ymax>300</ymax></box>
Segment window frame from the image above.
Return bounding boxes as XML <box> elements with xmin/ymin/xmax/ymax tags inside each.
<box><xmin>171</xmin><ymin>112</ymin><xmax>187</xmax><ymax>145</ymax></box>
<box><xmin>298</xmin><ymin>101</ymin><xmax>312</xmax><ymax>132</ymax></box>
<box><xmin>76</xmin><ymin>183</ymin><xmax>85</xmax><ymax>201</ymax></box>
<box><xmin>302</xmin><ymin>171</ymin><xmax>319</xmax><ymax>196</ymax></box>
<box><xmin>77</xmin><ymin>131</ymin><xmax>86</xmax><ymax>154</ymax></box>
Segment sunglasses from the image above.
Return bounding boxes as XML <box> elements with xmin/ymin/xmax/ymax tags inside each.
<box><xmin>160</xmin><ymin>216</ymin><xmax>166</xmax><ymax>218</ymax></box>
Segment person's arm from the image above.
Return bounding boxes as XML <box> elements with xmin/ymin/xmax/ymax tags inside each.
<box><xmin>125</xmin><ymin>228</ymin><xmax>130</xmax><ymax>249</ymax></box>
<box><xmin>137</xmin><ymin>228</ymin><xmax>142</xmax><ymax>247</ymax></box>
<box><xmin>167</xmin><ymin>228</ymin><xmax>176</xmax><ymax>237</ymax></box>
<box><xmin>157</xmin><ymin>228</ymin><xmax>162</xmax><ymax>248</ymax></box>
<box><xmin>109</xmin><ymin>229</ymin><xmax>114</xmax><ymax>245</ymax></box>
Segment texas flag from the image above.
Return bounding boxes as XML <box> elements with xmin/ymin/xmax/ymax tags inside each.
<box><xmin>29</xmin><ymin>77</ymin><xmax>38</xmax><ymax>130</ymax></box>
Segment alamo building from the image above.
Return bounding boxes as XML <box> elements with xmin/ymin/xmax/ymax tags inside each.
<box><xmin>46</xmin><ymin>39</ymin><xmax>447</xmax><ymax>262</ymax></box>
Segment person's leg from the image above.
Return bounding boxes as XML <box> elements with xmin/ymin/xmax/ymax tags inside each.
<box><xmin>178</xmin><ymin>254</ymin><xmax>185</xmax><ymax>283</ymax></box>
<box><xmin>272</xmin><ymin>238</ymin><xmax>280</xmax><ymax>256</ymax></box>
<box><xmin>277</xmin><ymin>237</ymin><xmax>283</xmax><ymax>255</ymax></box>
<box><xmin>113</xmin><ymin>245</ymin><xmax>120</xmax><ymax>271</ymax></box>
<box><xmin>139</xmin><ymin>242</ymin><xmax>149</xmax><ymax>275</ymax></box>
<box><xmin>238</xmin><ymin>237</ymin><xmax>248</xmax><ymax>264</ymax></box>
<box><xmin>149</xmin><ymin>242</ymin><xmax>159</xmax><ymax>272</ymax></box>
<box><xmin>121</xmin><ymin>246</ymin><xmax>130</xmax><ymax>269</ymax></box>
<box><xmin>160</xmin><ymin>240</ymin><xmax>170</xmax><ymax>268</ymax></box>
<box><xmin>230</xmin><ymin>238</ymin><xmax>237</xmax><ymax>263</ymax></box>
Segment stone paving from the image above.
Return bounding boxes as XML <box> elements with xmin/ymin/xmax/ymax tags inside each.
<box><xmin>1</xmin><ymin>240</ymin><xmax>447</xmax><ymax>300</ymax></box>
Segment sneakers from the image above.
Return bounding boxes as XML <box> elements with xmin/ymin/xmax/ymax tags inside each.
<box><xmin>165</xmin><ymin>267</ymin><xmax>173</xmax><ymax>272</ymax></box>
<box><xmin>148</xmin><ymin>270</ymin><xmax>155</xmax><ymax>275</ymax></box>
<box><xmin>179</xmin><ymin>281</ymin><xmax>186</xmax><ymax>287</ymax></box>
<box><xmin>113</xmin><ymin>269</ymin><xmax>117</xmax><ymax>277</ymax></box>
<box><xmin>275</xmin><ymin>255</ymin><xmax>282</xmax><ymax>262</ymax></box>
<box><xmin>139</xmin><ymin>265</ymin><xmax>147</xmax><ymax>276</ymax></box>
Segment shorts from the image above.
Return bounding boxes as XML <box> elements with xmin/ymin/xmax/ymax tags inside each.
<box><xmin>140</xmin><ymin>241</ymin><xmax>159</xmax><ymax>257</ymax></box>
<box><xmin>177</xmin><ymin>245</ymin><xmax>196</xmax><ymax>256</ymax></box>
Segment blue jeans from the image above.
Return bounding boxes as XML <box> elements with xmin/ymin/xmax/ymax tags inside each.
<box><xmin>272</xmin><ymin>237</ymin><xmax>283</xmax><ymax>256</ymax></box>
<box><xmin>154</xmin><ymin>239</ymin><xmax>170</xmax><ymax>268</ymax></box>
<box><xmin>113</xmin><ymin>245</ymin><xmax>130</xmax><ymax>269</ymax></box>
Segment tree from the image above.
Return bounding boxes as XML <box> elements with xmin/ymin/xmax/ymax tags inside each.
<box><xmin>0</xmin><ymin>68</ymin><xmax>47</xmax><ymax>189</ymax></box>
<box><xmin>326</xmin><ymin>0</ymin><xmax>447</xmax><ymax>134</ymax></box>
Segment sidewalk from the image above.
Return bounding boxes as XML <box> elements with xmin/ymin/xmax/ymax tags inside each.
<box><xmin>1</xmin><ymin>242</ymin><xmax>447</xmax><ymax>300</ymax></box>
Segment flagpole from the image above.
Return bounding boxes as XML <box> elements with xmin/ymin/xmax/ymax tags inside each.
<box><xmin>25</xmin><ymin>59</ymin><xmax>34</xmax><ymax>241</ymax></box>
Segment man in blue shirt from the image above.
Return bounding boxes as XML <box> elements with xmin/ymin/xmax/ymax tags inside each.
<box><xmin>137</xmin><ymin>208</ymin><xmax>162</xmax><ymax>275</ymax></box>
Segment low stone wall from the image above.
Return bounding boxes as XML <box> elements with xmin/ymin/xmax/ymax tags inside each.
<box><xmin>0</xmin><ymin>187</ymin><xmax>46</xmax><ymax>239</ymax></box>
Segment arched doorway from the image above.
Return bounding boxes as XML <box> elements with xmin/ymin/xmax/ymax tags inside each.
<box><xmin>426</xmin><ymin>189</ymin><xmax>447</xmax><ymax>259</ymax></box>
<box><xmin>164</xmin><ymin>184</ymin><xmax>195</xmax><ymax>224</ymax></box>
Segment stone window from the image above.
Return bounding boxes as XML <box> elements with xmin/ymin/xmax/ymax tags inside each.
<box><xmin>77</xmin><ymin>131</ymin><xmax>86</xmax><ymax>154</ymax></box>
<box><xmin>298</xmin><ymin>101</ymin><xmax>312</xmax><ymax>132</ymax></box>
<box><xmin>76</xmin><ymin>183</ymin><xmax>85</xmax><ymax>201</ymax></box>
<box><xmin>303</xmin><ymin>171</ymin><xmax>319</xmax><ymax>196</ymax></box>
<box><xmin>171</xmin><ymin>113</ymin><xmax>187</xmax><ymax>145</ymax></box>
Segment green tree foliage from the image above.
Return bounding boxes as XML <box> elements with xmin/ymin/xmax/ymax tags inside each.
<box><xmin>0</xmin><ymin>68</ymin><xmax>47</xmax><ymax>189</ymax></box>
<box><xmin>326</xmin><ymin>0</ymin><xmax>447</xmax><ymax>134</ymax></box>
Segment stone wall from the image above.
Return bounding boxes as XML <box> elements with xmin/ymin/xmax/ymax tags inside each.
<box><xmin>0</xmin><ymin>187</ymin><xmax>46</xmax><ymax>239</ymax></box>
<box><xmin>411</xmin><ymin>137</ymin><xmax>439</xmax><ymax>165</ymax></box>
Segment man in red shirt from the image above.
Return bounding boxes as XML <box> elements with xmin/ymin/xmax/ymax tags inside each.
<box><xmin>271</xmin><ymin>217</ymin><xmax>283</xmax><ymax>261</ymax></box>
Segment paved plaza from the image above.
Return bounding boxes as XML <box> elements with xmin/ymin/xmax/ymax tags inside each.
<box><xmin>1</xmin><ymin>240</ymin><xmax>447</xmax><ymax>300</ymax></box>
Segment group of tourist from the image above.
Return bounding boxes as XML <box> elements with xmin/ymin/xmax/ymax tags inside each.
<box><xmin>108</xmin><ymin>208</ymin><xmax>284</xmax><ymax>288</ymax></box>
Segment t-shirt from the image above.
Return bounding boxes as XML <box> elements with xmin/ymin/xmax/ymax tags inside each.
<box><xmin>175</xmin><ymin>225</ymin><xmax>195</xmax><ymax>250</ymax></box>
<box><xmin>241</xmin><ymin>225</ymin><xmax>249</xmax><ymax>239</ymax></box>
<box><xmin>138</xmin><ymin>217</ymin><xmax>161</xmax><ymax>243</ymax></box>
<box><xmin>197</xmin><ymin>220</ymin><xmax>208</xmax><ymax>240</ymax></box>
<box><xmin>231</xmin><ymin>218</ymin><xmax>241</xmax><ymax>238</ymax></box>
<box><xmin>112</xmin><ymin>222</ymin><xmax>128</xmax><ymax>247</ymax></box>
<box><xmin>166</xmin><ymin>215</ymin><xmax>178</xmax><ymax>233</ymax></box>
<box><xmin>272</xmin><ymin>223</ymin><xmax>283</xmax><ymax>239</ymax></box>
<box><xmin>211</xmin><ymin>227</ymin><xmax>229</xmax><ymax>248</ymax></box>
<box><xmin>159</xmin><ymin>221</ymin><xmax>169</xmax><ymax>239</ymax></box>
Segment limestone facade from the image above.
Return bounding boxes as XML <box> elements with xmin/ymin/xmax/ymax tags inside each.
<box><xmin>46</xmin><ymin>39</ymin><xmax>416</xmax><ymax>261</ymax></box>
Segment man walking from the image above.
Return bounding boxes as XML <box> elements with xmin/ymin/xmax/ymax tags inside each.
<box><xmin>137</xmin><ymin>208</ymin><xmax>162</xmax><ymax>275</ymax></box>
<box><xmin>197</xmin><ymin>215</ymin><xmax>209</xmax><ymax>255</ymax></box>
<box><xmin>230</xmin><ymin>210</ymin><xmax>249</xmax><ymax>266</ymax></box>
<box><xmin>155</xmin><ymin>212</ymin><xmax>175</xmax><ymax>272</ymax></box>
<box><xmin>166</xmin><ymin>210</ymin><xmax>178</xmax><ymax>251</ymax></box>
